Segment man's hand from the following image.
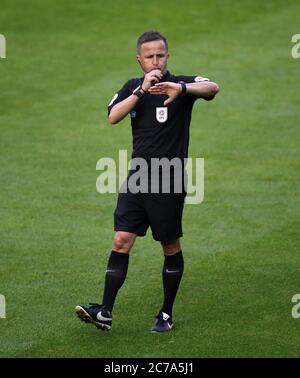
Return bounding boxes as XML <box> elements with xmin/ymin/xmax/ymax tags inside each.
<box><xmin>141</xmin><ymin>69</ymin><xmax>163</xmax><ymax>92</ymax></box>
<box><xmin>148</xmin><ymin>81</ymin><xmax>182</xmax><ymax>106</ymax></box>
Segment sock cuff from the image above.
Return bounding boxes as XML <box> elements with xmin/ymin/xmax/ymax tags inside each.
<box><xmin>111</xmin><ymin>250</ymin><xmax>130</xmax><ymax>258</ymax></box>
<box><xmin>164</xmin><ymin>250</ymin><xmax>184</xmax><ymax>268</ymax></box>
<box><xmin>108</xmin><ymin>250</ymin><xmax>129</xmax><ymax>266</ymax></box>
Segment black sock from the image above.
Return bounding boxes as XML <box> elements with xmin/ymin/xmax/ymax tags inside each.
<box><xmin>161</xmin><ymin>251</ymin><xmax>184</xmax><ymax>317</ymax></box>
<box><xmin>102</xmin><ymin>251</ymin><xmax>129</xmax><ymax>313</ymax></box>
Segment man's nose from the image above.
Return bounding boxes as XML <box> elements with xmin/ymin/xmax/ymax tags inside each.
<box><xmin>152</xmin><ymin>56</ymin><xmax>159</xmax><ymax>66</ymax></box>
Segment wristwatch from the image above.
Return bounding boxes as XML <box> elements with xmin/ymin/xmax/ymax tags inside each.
<box><xmin>132</xmin><ymin>85</ymin><xmax>145</xmax><ymax>99</ymax></box>
<box><xmin>178</xmin><ymin>81</ymin><xmax>187</xmax><ymax>94</ymax></box>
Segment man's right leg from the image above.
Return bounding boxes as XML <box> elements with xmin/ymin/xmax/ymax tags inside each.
<box><xmin>75</xmin><ymin>231</ymin><xmax>136</xmax><ymax>331</ymax></box>
<box><xmin>102</xmin><ymin>231</ymin><xmax>136</xmax><ymax>312</ymax></box>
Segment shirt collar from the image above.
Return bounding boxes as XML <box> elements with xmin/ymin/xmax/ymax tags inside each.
<box><xmin>162</xmin><ymin>70</ymin><xmax>171</xmax><ymax>80</ymax></box>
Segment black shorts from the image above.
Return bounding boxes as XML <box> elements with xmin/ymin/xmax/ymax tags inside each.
<box><xmin>114</xmin><ymin>190</ymin><xmax>186</xmax><ymax>242</ymax></box>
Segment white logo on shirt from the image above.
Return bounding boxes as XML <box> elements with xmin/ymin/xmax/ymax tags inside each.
<box><xmin>156</xmin><ymin>107</ymin><xmax>168</xmax><ymax>123</ymax></box>
<box><xmin>194</xmin><ymin>76</ymin><xmax>210</xmax><ymax>82</ymax></box>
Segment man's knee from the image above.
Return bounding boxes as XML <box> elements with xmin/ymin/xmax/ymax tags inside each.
<box><xmin>113</xmin><ymin>231</ymin><xmax>136</xmax><ymax>253</ymax></box>
<box><xmin>161</xmin><ymin>239</ymin><xmax>181</xmax><ymax>255</ymax></box>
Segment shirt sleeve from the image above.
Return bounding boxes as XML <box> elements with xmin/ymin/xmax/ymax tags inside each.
<box><xmin>107</xmin><ymin>79</ymin><xmax>135</xmax><ymax>115</ymax></box>
<box><xmin>178</xmin><ymin>75</ymin><xmax>215</xmax><ymax>101</ymax></box>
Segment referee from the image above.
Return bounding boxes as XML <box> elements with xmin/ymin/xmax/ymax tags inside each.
<box><xmin>76</xmin><ymin>31</ymin><xmax>219</xmax><ymax>332</ymax></box>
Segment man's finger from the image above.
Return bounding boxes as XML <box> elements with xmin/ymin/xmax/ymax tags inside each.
<box><xmin>164</xmin><ymin>97</ymin><xmax>173</xmax><ymax>106</ymax></box>
<box><xmin>149</xmin><ymin>85</ymin><xmax>161</xmax><ymax>90</ymax></box>
<box><xmin>149</xmin><ymin>88</ymin><xmax>161</xmax><ymax>94</ymax></box>
<box><xmin>149</xmin><ymin>87</ymin><xmax>166</xmax><ymax>94</ymax></box>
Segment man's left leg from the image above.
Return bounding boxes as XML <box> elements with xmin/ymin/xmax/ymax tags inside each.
<box><xmin>151</xmin><ymin>239</ymin><xmax>184</xmax><ymax>333</ymax></box>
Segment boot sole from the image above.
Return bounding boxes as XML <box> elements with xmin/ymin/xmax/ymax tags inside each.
<box><xmin>151</xmin><ymin>323</ymin><xmax>173</xmax><ymax>333</ymax></box>
<box><xmin>75</xmin><ymin>306</ymin><xmax>111</xmax><ymax>331</ymax></box>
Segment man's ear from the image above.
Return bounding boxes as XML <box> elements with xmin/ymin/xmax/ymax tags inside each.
<box><xmin>136</xmin><ymin>55</ymin><xmax>141</xmax><ymax>65</ymax></box>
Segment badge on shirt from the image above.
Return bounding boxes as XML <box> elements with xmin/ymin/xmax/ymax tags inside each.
<box><xmin>156</xmin><ymin>107</ymin><xmax>168</xmax><ymax>123</ymax></box>
<box><xmin>194</xmin><ymin>76</ymin><xmax>210</xmax><ymax>82</ymax></box>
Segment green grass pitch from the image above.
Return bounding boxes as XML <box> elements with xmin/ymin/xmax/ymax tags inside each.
<box><xmin>0</xmin><ymin>0</ymin><xmax>300</xmax><ymax>357</ymax></box>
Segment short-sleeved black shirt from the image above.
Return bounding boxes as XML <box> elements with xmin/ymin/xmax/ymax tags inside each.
<box><xmin>107</xmin><ymin>70</ymin><xmax>214</xmax><ymax>161</ymax></box>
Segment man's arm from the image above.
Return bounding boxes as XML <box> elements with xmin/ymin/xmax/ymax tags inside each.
<box><xmin>108</xmin><ymin>69</ymin><xmax>163</xmax><ymax>124</ymax></box>
<box><xmin>185</xmin><ymin>81</ymin><xmax>220</xmax><ymax>98</ymax></box>
<box><xmin>148</xmin><ymin>80</ymin><xmax>220</xmax><ymax>105</ymax></box>
<box><xmin>108</xmin><ymin>95</ymin><xmax>139</xmax><ymax>124</ymax></box>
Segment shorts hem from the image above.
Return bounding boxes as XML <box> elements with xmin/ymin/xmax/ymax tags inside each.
<box><xmin>114</xmin><ymin>226</ymin><xmax>147</xmax><ymax>237</ymax></box>
<box><xmin>152</xmin><ymin>232</ymin><xmax>183</xmax><ymax>243</ymax></box>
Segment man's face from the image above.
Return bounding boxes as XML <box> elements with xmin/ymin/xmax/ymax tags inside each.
<box><xmin>137</xmin><ymin>40</ymin><xmax>169</xmax><ymax>74</ymax></box>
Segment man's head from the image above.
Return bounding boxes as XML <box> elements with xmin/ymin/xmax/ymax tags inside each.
<box><xmin>136</xmin><ymin>31</ymin><xmax>169</xmax><ymax>74</ymax></box>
